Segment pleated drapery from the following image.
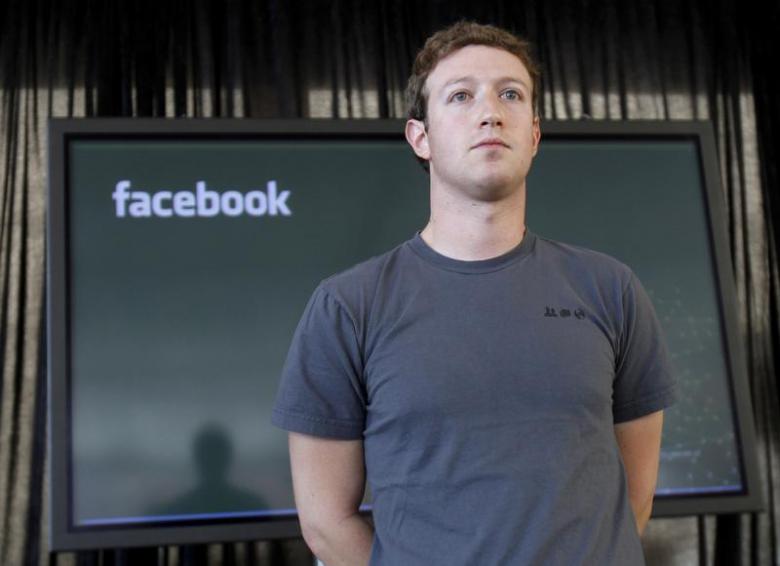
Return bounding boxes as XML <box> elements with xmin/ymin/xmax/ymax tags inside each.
<box><xmin>1</xmin><ymin>1</ymin><xmax>778</xmax><ymax>565</ymax></box>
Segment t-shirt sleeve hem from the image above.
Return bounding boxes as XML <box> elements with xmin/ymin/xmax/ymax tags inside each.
<box><xmin>613</xmin><ymin>380</ymin><xmax>680</xmax><ymax>424</ymax></box>
<box><xmin>271</xmin><ymin>407</ymin><xmax>364</xmax><ymax>440</ymax></box>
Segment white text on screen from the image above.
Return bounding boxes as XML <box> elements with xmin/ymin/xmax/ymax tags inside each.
<box><xmin>111</xmin><ymin>180</ymin><xmax>292</xmax><ymax>218</ymax></box>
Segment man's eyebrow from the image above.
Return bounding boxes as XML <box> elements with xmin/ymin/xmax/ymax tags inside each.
<box><xmin>494</xmin><ymin>76</ymin><xmax>531</xmax><ymax>89</ymax></box>
<box><xmin>442</xmin><ymin>76</ymin><xmax>473</xmax><ymax>89</ymax></box>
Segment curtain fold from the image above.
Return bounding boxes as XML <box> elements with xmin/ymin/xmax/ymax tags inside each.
<box><xmin>1</xmin><ymin>1</ymin><xmax>777</xmax><ymax>564</ymax></box>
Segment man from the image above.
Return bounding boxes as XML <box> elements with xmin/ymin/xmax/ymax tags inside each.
<box><xmin>272</xmin><ymin>21</ymin><xmax>679</xmax><ymax>565</ymax></box>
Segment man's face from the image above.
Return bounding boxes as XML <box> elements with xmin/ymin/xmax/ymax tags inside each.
<box><xmin>406</xmin><ymin>45</ymin><xmax>541</xmax><ymax>201</ymax></box>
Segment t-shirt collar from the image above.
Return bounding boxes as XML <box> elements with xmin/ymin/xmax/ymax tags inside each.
<box><xmin>407</xmin><ymin>227</ymin><xmax>536</xmax><ymax>274</ymax></box>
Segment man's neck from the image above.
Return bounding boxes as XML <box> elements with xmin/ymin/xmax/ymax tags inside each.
<box><xmin>420</xmin><ymin>182</ymin><xmax>527</xmax><ymax>261</ymax></box>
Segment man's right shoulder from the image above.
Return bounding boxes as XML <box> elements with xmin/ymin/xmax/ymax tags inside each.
<box><xmin>316</xmin><ymin>238</ymin><xmax>413</xmax><ymax>312</ymax></box>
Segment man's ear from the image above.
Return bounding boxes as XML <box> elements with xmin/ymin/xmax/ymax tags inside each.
<box><xmin>405</xmin><ymin>119</ymin><xmax>430</xmax><ymax>161</ymax></box>
<box><xmin>531</xmin><ymin>115</ymin><xmax>541</xmax><ymax>157</ymax></box>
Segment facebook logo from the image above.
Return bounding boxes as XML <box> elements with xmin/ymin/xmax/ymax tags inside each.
<box><xmin>111</xmin><ymin>180</ymin><xmax>292</xmax><ymax>218</ymax></box>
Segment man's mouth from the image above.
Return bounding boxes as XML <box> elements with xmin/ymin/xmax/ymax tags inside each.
<box><xmin>473</xmin><ymin>138</ymin><xmax>510</xmax><ymax>149</ymax></box>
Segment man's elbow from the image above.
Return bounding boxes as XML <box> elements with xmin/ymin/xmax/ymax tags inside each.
<box><xmin>298</xmin><ymin>513</ymin><xmax>331</xmax><ymax>557</ymax></box>
<box><xmin>632</xmin><ymin>491</ymin><xmax>655</xmax><ymax>536</ymax></box>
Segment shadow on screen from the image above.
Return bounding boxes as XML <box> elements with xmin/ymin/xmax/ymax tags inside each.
<box><xmin>148</xmin><ymin>422</ymin><xmax>268</xmax><ymax>518</ymax></box>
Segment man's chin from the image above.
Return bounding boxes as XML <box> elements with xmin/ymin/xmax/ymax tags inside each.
<box><xmin>471</xmin><ymin>174</ymin><xmax>522</xmax><ymax>202</ymax></box>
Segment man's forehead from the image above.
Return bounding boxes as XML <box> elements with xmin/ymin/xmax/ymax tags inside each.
<box><xmin>426</xmin><ymin>45</ymin><xmax>532</xmax><ymax>91</ymax></box>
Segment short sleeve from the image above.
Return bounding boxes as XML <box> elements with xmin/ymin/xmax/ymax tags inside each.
<box><xmin>612</xmin><ymin>271</ymin><xmax>680</xmax><ymax>423</ymax></box>
<box><xmin>271</xmin><ymin>284</ymin><xmax>367</xmax><ymax>439</ymax></box>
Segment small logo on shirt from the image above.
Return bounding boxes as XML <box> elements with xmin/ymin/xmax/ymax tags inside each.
<box><xmin>544</xmin><ymin>306</ymin><xmax>586</xmax><ymax>319</ymax></box>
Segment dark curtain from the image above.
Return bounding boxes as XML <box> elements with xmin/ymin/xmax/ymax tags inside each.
<box><xmin>1</xmin><ymin>0</ymin><xmax>778</xmax><ymax>564</ymax></box>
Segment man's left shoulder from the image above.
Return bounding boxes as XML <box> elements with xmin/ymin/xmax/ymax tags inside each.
<box><xmin>533</xmin><ymin>233</ymin><xmax>635</xmax><ymax>290</ymax></box>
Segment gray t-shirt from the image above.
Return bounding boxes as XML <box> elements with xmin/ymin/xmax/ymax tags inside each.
<box><xmin>272</xmin><ymin>229</ymin><xmax>679</xmax><ymax>565</ymax></box>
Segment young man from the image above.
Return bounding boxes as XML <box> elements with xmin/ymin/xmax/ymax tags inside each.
<box><xmin>272</xmin><ymin>21</ymin><xmax>679</xmax><ymax>566</ymax></box>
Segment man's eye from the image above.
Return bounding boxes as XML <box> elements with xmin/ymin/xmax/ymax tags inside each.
<box><xmin>501</xmin><ymin>89</ymin><xmax>522</xmax><ymax>101</ymax></box>
<box><xmin>450</xmin><ymin>91</ymin><xmax>470</xmax><ymax>102</ymax></box>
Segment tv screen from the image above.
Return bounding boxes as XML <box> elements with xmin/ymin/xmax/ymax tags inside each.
<box><xmin>48</xmin><ymin>119</ymin><xmax>761</xmax><ymax>550</ymax></box>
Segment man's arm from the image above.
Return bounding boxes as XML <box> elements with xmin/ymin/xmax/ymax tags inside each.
<box><xmin>613</xmin><ymin>410</ymin><xmax>664</xmax><ymax>536</ymax></box>
<box><xmin>289</xmin><ymin>432</ymin><xmax>373</xmax><ymax>566</ymax></box>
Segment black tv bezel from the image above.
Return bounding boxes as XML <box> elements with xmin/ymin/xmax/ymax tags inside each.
<box><xmin>47</xmin><ymin>118</ymin><xmax>762</xmax><ymax>551</ymax></box>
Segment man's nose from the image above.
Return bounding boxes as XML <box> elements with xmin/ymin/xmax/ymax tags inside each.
<box><xmin>479</xmin><ymin>97</ymin><xmax>503</xmax><ymax>127</ymax></box>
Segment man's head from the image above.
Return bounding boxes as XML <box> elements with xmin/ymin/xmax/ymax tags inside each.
<box><xmin>406</xmin><ymin>21</ymin><xmax>541</xmax><ymax>128</ymax></box>
<box><xmin>404</xmin><ymin>22</ymin><xmax>542</xmax><ymax>199</ymax></box>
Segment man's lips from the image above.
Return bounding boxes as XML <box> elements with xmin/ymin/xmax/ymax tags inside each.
<box><xmin>472</xmin><ymin>139</ymin><xmax>510</xmax><ymax>149</ymax></box>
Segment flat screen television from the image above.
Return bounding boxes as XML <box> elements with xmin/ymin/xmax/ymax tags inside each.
<box><xmin>48</xmin><ymin>118</ymin><xmax>762</xmax><ymax>550</ymax></box>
